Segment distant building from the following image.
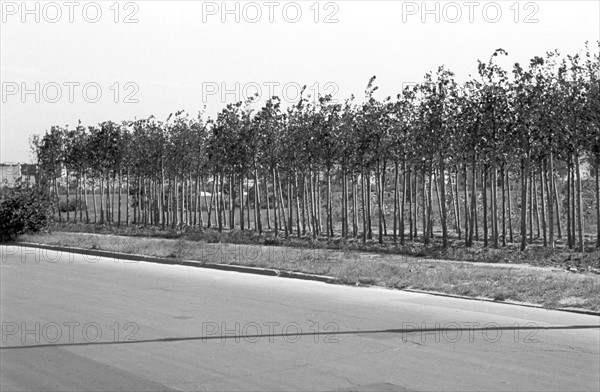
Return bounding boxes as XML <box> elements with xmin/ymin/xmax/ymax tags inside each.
<box><xmin>0</xmin><ymin>163</ymin><xmax>38</xmax><ymax>187</ymax></box>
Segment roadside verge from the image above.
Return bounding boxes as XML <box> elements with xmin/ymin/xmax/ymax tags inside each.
<box><xmin>7</xmin><ymin>241</ymin><xmax>599</xmax><ymax>317</ymax></box>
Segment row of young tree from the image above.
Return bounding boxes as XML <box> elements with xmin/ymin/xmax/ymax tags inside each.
<box><xmin>31</xmin><ymin>43</ymin><xmax>600</xmax><ymax>251</ymax></box>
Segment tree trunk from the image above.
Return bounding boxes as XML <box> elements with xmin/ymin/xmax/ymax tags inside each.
<box><xmin>376</xmin><ymin>165</ymin><xmax>384</xmax><ymax>244</ymax></box>
<box><xmin>117</xmin><ymin>170</ymin><xmax>122</xmax><ymax>226</ymax></box>
<box><xmin>422</xmin><ymin>169</ymin><xmax>428</xmax><ymax>245</ymax></box>
<box><xmin>254</xmin><ymin>169</ymin><xmax>262</xmax><ymax>233</ymax></box>
<box><xmin>413</xmin><ymin>168</ymin><xmax>418</xmax><ymax>240</ymax></box>
<box><xmin>400</xmin><ymin>162</ymin><xmax>407</xmax><ymax>245</ymax></box>
<box><xmin>575</xmin><ymin>152</ymin><xmax>584</xmax><ymax>252</ymax></box>
<box><xmin>520</xmin><ymin>157</ymin><xmax>529</xmax><ymax>251</ymax></box>
<box><xmin>407</xmin><ymin>166</ymin><xmax>413</xmax><ymax>241</ymax></box>
<box><xmin>567</xmin><ymin>163</ymin><xmax>572</xmax><ymax>248</ymax></box>
<box><xmin>540</xmin><ymin>162</ymin><xmax>547</xmax><ymax>247</ymax></box>
<box><xmin>393</xmin><ymin>162</ymin><xmax>399</xmax><ymax>242</ymax></box>
<box><xmin>352</xmin><ymin>173</ymin><xmax>358</xmax><ymax>238</ymax></box>
<box><xmin>596</xmin><ymin>152</ymin><xmax>600</xmax><ymax>249</ymax></box>
<box><xmin>361</xmin><ymin>171</ymin><xmax>367</xmax><ymax>244</ymax></box>
<box><xmin>366</xmin><ymin>171</ymin><xmax>372</xmax><ymax>239</ymax></box>
<box><xmin>470</xmin><ymin>161</ymin><xmax>477</xmax><ymax>246</ymax></box>
<box><xmin>464</xmin><ymin>166</ymin><xmax>470</xmax><ymax>247</ymax></box>
<box><xmin>100</xmin><ymin>176</ymin><xmax>105</xmax><ymax>224</ymax></box>
<box><xmin>483</xmin><ymin>166</ymin><xmax>488</xmax><ymax>247</ymax></box>
<box><xmin>439</xmin><ymin>161</ymin><xmax>448</xmax><ymax>248</ymax></box>
<box><xmin>492</xmin><ymin>166</ymin><xmax>499</xmax><ymax>249</ymax></box>
<box><xmin>327</xmin><ymin>168</ymin><xmax>333</xmax><ymax>238</ymax></box>
<box><xmin>83</xmin><ymin>175</ymin><xmax>90</xmax><ymax>223</ymax></box>
<box><xmin>272</xmin><ymin>168</ymin><xmax>278</xmax><ymax>237</ymax></box>
<box><xmin>546</xmin><ymin>155</ymin><xmax>554</xmax><ymax>248</ymax></box>
<box><xmin>91</xmin><ymin>177</ymin><xmax>97</xmax><ymax>223</ymax></box>
<box><xmin>507</xmin><ymin>170</ymin><xmax>514</xmax><ymax>243</ymax></box>
<box><xmin>295</xmin><ymin>173</ymin><xmax>301</xmax><ymax>237</ymax></box>
<box><xmin>533</xmin><ymin>169</ymin><xmax>540</xmax><ymax>239</ymax></box>
<box><xmin>553</xmin><ymin>170</ymin><xmax>563</xmax><ymax>239</ymax></box>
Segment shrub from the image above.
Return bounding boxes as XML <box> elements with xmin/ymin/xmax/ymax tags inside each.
<box><xmin>0</xmin><ymin>183</ymin><xmax>53</xmax><ymax>242</ymax></box>
<box><xmin>58</xmin><ymin>198</ymin><xmax>87</xmax><ymax>213</ymax></box>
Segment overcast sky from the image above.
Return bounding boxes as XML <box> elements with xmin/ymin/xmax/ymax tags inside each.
<box><xmin>1</xmin><ymin>0</ymin><xmax>598</xmax><ymax>163</ymax></box>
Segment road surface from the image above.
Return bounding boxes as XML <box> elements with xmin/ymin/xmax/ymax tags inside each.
<box><xmin>1</xmin><ymin>245</ymin><xmax>599</xmax><ymax>391</ymax></box>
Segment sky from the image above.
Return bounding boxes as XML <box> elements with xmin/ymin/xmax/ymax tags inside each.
<box><xmin>1</xmin><ymin>0</ymin><xmax>599</xmax><ymax>163</ymax></box>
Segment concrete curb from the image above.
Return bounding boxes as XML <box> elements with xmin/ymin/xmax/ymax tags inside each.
<box><xmin>398</xmin><ymin>288</ymin><xmax>600</xmax><ymax>317</ymax></box>
<box><xmin>11</xmin><ymin>242</ymin><xmax>338</xmax><ymax>284</ymax></box>
<box><xmin>7</xmin><ymin>241</ymin><xmax>600</xmax><ymax>316</ymax></box>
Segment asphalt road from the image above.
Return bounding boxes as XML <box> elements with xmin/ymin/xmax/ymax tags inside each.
<box><xmin>1</xmin><ymin>245</ymin><xmax>599</xmax><ymax>391</ymax></box>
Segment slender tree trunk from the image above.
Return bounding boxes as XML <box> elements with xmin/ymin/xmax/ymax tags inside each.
<box><xmin>474</xmin><ymin>168</ymin><xmax>479</xmax><ymax>242</ymax></box>
<box><xmin>117</xmin><ymin>170</ymin><xmax>122</xmax><ymax>226</ymax></box>
<box><xmin>311</xmin><ymin>169</ymin><xmax>318</xmax><ymax>237</ymax></box>
<box><xmin>422</xmin><ymin>169</ymin><xmax>428</xmax><ymax>245</ymax></box>
<box><xmin>364</xmin><ymin>171</ymin><xmax>370</xmax><ymax>239</ymax></box>
<box><xmin>295</xmin><ymin>173</ymin><xmax>301</xmax><ymax>237</ymax></box>
<box><xmin>595</xmin><ymin>152</ymin><xmax>600</xmax><ymax>249</ymax></box>
<box><xmin>492</xmin><ymin>166</ymin><xmax>499</xmax><ymax>249</ymax></box>
<box><xmin>464</xmin><ymin>166</ymin><xmax>470</xmax><ymax>247</ymax></box>
<box><xmin>111</xmin><ymin>174</ymin><xmax>117</xmax><ymax>224</ymax></box>
<box><xmin>352</xmin><ymin>173</ymin><xmax>358</xmax><ymax>238</ymax></box>
<box><xmin>528</xmin><ymin>170</ymin><xmax>533</xmax><ymax>244</ymax></box>
<box><xmin>501</xmin><ymin>165</ymin><xmax>506</xmax><ymax>246</ymax></box>
<box><xmin>393</xmin><ymin>162</ymin><xmax>399</xmax><ymax>242</ymax></box>
<box><xmin>75</xmin><ymin>175</ymin><xmax>81</xmax><ymax>223</ymax></box>
<box><xmin>449</xmin><ymin>170</ymin><xmax>459</xmax><ymax>238</ymax></box>
<box><xmin>413</xmin><ymin>168</ymin><xmax>418</xmax><ymax>240</ymax></box>
<box><xmin>575</xmin><ymin>152</ymin><xmax>584</xmax><ymax>252</ymax></box>
<box><xmin>254</xmin><ymin>169</ymin><xmax>262</xmax><ymax>234</ymax></box>
<box><xmin>91</xmin><ymin>177</ymin><xmax>97</xmax><ymax>223</ymax></box>
<box><xmin>520</xmin><ymin>157</ymin><xmax>529</xmax><ymax>251</ymax></box>
<box><xmin>376</xmin><ymin>165</ymin><xmax>384</xmax><ymax>244</ymax></box>
<box><xmin>194</xmin><ymin>172</ymin><xmax>200</xmax><ymax>228</ymax></box>
<box><xmin>540</xmin><ymin>162</ymin><xmax>547</xmax><ymax>247</ymax></box>
<box><xmin>288</xmin><ymin>176</ymin><xmax>293</xmax><ymax>235</ymax></box>
<box><xmin>567</xmin><ymin>164</ymin><xmax>573</xmax><ymax>248</ymax></box>
<box><xmin>507</xmin><ymin>170</ymin><xmax>514</xmax><ymax>243</ymax></box>
<box><xmin>482</xmin><ymin>167</ymin><xmax>488</xmax><ymax>247</ymax></box>
<box><xmin>307</xmin><ymin>172</ymin><xmax>314</xmax><ymax>236</ymax></box>
<box><xmin>277</xmin><ymin>169</ymin><xmax>289</xmax><ymax>238</ymax></box>
<box><xmin>439</xmin><ymin>162</ymin><xmax>448</xmax><ymax>247</ymax></box>
<box><xmin>553</xmin><ymin>170</ymin><xmax>563</xmax><ymax>239</ymax></box>
<box><xmin>272</xmin><ymin>168</ymin><xmax>278</xmax><ymax>237</ymax></box>
<box><xmin>381</xmin><ymin>164</ymin><xmax>388</xmax><ymax>236</ymax></box>
<box><xmin>327</xmin><ymin>168</ymin><xmax>333</xmax><ymax>238</ymax></box>
<box><xmin>99</xmin><ymin>176</ymin><xmax>105</xmax><ymax>224</ymax></box>
<box><xmin>238</xmin><ymin>174</ymin><xmax>244</xmax><ymax>230</ymax></box>
<box><xmin>65</xmin><ymin>169</ymin><xmax>70</xmax><ymax>222</ymax></box>
<box><xmin>427</xmin><ymin>169</ymin><xmax>434</xmax><ymax>240</ymax></box>
<box><xmin>533</xmin><ymin>169</ymin><xmax>540</xmax><ymax>239</ymax></box>
<box><xmin>317</xmin><ymin>171</ymin><xmax>323</xmax><ymax>235</ymax></box>
<box><xmin>216</xmin><ymin>174</ymin><xmax>222</xmax><ymax>232</ymax></box>
<box><xmin>407</xmin><ymin>166</ymin><xmax>413</xmax><ymax>241</ymax></box>
<box><xmin>342</xmin><ymin>170</ymin><xmax>348</xmax><ymax>238</ymax></box>
<box><xmin>229</xmin><ymin>174</ymin><xmax>234</xmax><ymax>229</ymax></box>
<box><xmin>361</xmin><ymin>171</ymin><xmax>367</xmax><ymax>244</ymax></box>
<box><xmin>246</xmin><ymin>176</ymin><xmax>251</xmax><ymax>230</ymax></box>
<box><xmin>204</xmin><ymin>178</ymin><xmax>212</xmax><ymax>228</ymax></box>
<box><xmin>545</xmin><ymin>157</ymin><xmax>554</xmax><ymax>248</ymax></box>
<box><xmin>83</xmin><ymin>175</ymin><xmax>89</xmax><ymax>224</ymax></box>
<box><xmin>571</xmin><ymin>161</ymin><xmax>577</xmax><ymax>249</ymax></box>
<box><xmin>264</xmin><ymin>173</ymin><xmax>271</xmax><ymax>230</ymax></box>
<box><xmin>301</xmin><ymin>174</ymin><xmax>307</xmax><ymax>235</ymax></box>
<box><xmin>400</xmin><ymin>162</ymin><xmax>407</xmax><ymax>245</ymax></box>
<box><xmin>470</xmin><ymin>161</ymin><xmax>477</xmax><ymax>246</ymax></box>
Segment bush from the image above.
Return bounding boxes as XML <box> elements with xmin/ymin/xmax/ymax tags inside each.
<box><xmin>0</xmin><ymin>183</ymin><xmax>53</xmax><ymax>242</ymax></box>
<box><xmin>59</xmin><ymin>198</ymin><xmax>87</xmax><ymax>213</ymax></box>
